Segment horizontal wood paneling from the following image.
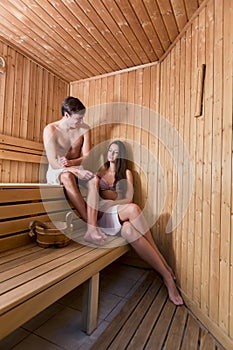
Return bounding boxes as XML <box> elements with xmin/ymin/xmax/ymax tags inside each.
<box><xmin>70</xmin><ymin>0</ymin><xmax>233</xmax><ymax>347</ymax></box>
<box><xmin>0</xmin><ymin>40</ymin><xmax>68</xmax><ymax>183</ymax></box>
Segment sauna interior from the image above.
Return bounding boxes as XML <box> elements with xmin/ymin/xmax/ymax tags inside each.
<box><xmin>0</xmin><ymin>0</ymin><xmax>232</xmax><ymax>349</ymax></box>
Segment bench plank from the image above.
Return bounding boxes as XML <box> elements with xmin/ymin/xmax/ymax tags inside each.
<box><xmin>0</xmin><ymin>244</ymin><xmax>91</xmax><ymax>289</ymax></box>
<box><xmin>181</xmin><ymin>314</ymin><xmax>200</xmax><ymax>350</ymax></box>
<box><xmin>0</xmin><ymin>186</ymin><xmax>64</xmax><ymax>203</ymax></box>
<box><xmin>164</xmin><ymin>307</ymin><xmax>188</xmax><ymax>350</ymax></box>
<box><xmin>127</xmin><ymin>282</ymin><xmax>167</xmax><ymax>350</ymax></box>
<box><xmin>0</xmin><ymin>212</ymin><xmax>68</xmax><ymax>236</ymax></box>
<box><xmin>109</xmin><ymin>276</ymin><xmax>164</xmax><ymax>349</ymax></box>
<box><xmin>199</xmin><ymin>329</ymin><xmax>216</xmax><ymax>350</ymax></box>
<box><xmin>0</xmin><ymin>200</ymin><xmax>71</xmax><ymax>220</ymax></box>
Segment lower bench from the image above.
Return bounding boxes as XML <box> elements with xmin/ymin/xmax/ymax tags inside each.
<box><xmin>0</xmin><ymin>238</ymin><xmax>130</xmax><ymax>340</ymax></box>
<box><xmin>0</xmin><ymin>184</ymin><xmax>130</xmax><ymax>340</ymax></box>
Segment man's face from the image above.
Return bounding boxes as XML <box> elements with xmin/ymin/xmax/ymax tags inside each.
<box><xmin>66</xmin><ymin>112</ymin><xmax>84</xmax><ymax>128</ymax></box>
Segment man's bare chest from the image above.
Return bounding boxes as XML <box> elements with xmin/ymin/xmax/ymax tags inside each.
<box><xmin>56</xmin><ymin>130</ymin><xmax>83</xmax><ymax>153</ymax></box>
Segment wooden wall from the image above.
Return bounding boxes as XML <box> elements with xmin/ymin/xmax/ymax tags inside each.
<box><xmin>70</xmin><ymin>0</ymin><xmax>233</xmax><ymax>348</ymax></box>
<box><xmin>0</xmin><ymin>40</ymin><xmax>69</xmax><ymax>183</ymax></box>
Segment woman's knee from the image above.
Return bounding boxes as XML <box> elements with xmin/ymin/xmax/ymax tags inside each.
<box><xmin>128</xmin><ymin>203</ymin><xmax>141</xmax><ymax>217</ymax></box>
<box><xmin>121</xmin><ymin>222</ymin><xmax>140</xmax><ymax>243</ymax></box>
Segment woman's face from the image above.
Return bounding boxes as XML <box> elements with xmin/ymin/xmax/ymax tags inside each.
<box><xmin>107</xmin><ymin>143</ymin><xmax>119</xmax><ymax>162</ymax></box>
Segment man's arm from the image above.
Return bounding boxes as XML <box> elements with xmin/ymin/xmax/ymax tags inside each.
<box><xmin>61</xmin><ymin>127</ymin><xmax>91</xmax><ymax>167</ymax></box>
<box><xmin>43</xmin><ymin>124</ymin><xmax>61</xmax><ymax>169</ymax></box>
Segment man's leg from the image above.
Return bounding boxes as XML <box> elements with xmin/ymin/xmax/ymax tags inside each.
<box><xmin>60</xmin><ymin>172</ymin><xmax>87</xmax><ymax>221</ymax></box>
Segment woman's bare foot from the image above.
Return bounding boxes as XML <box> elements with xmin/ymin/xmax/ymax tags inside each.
<box><xmin>84</xmin><ymin>226</ymin><xmax>107</xmax><ymax>245</ymax></box>
<box><xmin>164</xmin><ymin>274</ymin><xmax>183</xmax><ymax>306</ymax></box>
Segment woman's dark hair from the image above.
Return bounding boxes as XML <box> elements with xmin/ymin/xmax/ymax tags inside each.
<box><xmin>104</xmin><ymin>140</ymin><xmax>127</xmax><ymax>185</ymax></box>
<box><xmin>61</xmin><ymin>96</ymin><xmax>86</xmax><ymax>116</ymax></box>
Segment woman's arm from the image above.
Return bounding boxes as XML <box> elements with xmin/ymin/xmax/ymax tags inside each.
<box><xmin>113</xmin><ymin>169</ymin><xmax>134</xmax><ymax>204</ymax></box>
<box><xmin>99</xmin><ymin>170</ymin><xmax>134</xmax><ymax>211</ymax></box>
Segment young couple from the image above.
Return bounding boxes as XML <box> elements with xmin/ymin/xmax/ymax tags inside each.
<box><xmin>43</xmin><ymin>96</ymin><xmax>183</xmax><ymax>306</ymax></box>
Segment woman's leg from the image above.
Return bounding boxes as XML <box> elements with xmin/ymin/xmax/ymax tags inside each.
<box><xmin>144</xmin><ymin>230</ymin><xmax>176</xmax><ymax>280</ymax></box>
<box><xmin>118</xmin><ymin>204</ymin><xmax>173</xmax><ymax>269</ymax></box>
<box><xmin>84</xmin><ymin>176</ymin><xmax>107</xmax><ymax>245</ymax></box>
<box><xmin>119</xmin><ymin>207</ymin><xmax>183</xmax><ymax>305</ymax></box>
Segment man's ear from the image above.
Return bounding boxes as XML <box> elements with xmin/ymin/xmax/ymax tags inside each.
<box><xmin>64</xmin><ymin>112</ymin><xmax>70</xmax><ymax>119</ymax></box>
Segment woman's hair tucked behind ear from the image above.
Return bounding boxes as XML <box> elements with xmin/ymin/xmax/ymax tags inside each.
<box><xmin>110</xmin><ymin>140</ymin><xmax>127</xmax><ymax>184</ymax></box>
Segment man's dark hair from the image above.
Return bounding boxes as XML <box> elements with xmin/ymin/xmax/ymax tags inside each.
<box><xmin>61</xmin><ymin>96</ymin><xmax>86</xmax><ymax>116</ymax></box>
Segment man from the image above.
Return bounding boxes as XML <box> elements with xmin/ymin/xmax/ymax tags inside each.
<box><xmin>43</xmin><ymin>96</ymin><xmax>106</xmax><ymax>245</ymax></box>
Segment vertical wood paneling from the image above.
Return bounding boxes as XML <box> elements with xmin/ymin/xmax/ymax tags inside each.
<box><xmin>177</xmin><ymin>33</ymin><xmax>186</xmax><ymax>284</ymax></box>
<box><xmin>149</xmin><ymin>64</ymin><xmax>159</xmax><ymax>239</ymax></box>
<box><xmin>219</xmin><ymin>0</ymin><xmax>232</xmax><ymax>334</ymax></box>
<box><xmin>194</xmin><ymin>6</ymin><xmax>206</xmax><ymax>307</ymax></box>
<box><xmin>133</xmin><ymin>69</ymin><xmax>143</xmax><ymax>205</ymax></box>
<box><xmin>210</xmin><ymin>0</ymin><xmax>223</xmax><ymax>324</ymax></box>
<box><xmin>70</xmin><ymin>1</ymin><xmax>232</xmax><ymax>346</ymax></box>
<box><xmin>182</xmin><ymin>24</ymin><xmax>192</xmax><ymax>293</ymax></box>
<box><xmin>201</xmin><ymin>0</ymin><xmax>213</xmax><ymax>317</ymax></box>
<box><xmin>0</xmin><ymin>40</ymin><xmax>68</xmax><ymax>183</ymax></box>
<box><xmin>141</xmin><ymin>67</ymin><xmax>150</xmax><ymax>208</ymax></box>
<box><xmin>171</xmin><ymin>39</ymin><xmax>180</xmax><ymax>282</ymax></box>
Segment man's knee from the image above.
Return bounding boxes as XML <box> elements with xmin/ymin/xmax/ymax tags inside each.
<box><xmin>60</xmin><ymin>171</ymin><xmax>76</xmax><ymax>186</ymax></box>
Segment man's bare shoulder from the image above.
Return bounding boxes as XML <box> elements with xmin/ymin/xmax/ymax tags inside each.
<box><xmin>44</xmin><ymin>121</ymin><xmax>59</xmax><ymax>132</ymax></box>
<box><xmin>74</xmin><ymin>122</ymin><xmax>90</xmax><ymax>137</ymax></box>
<box><xmin>80</xmin><ymin>122</ymin><xmax>90</xmax><ymax>132</ymax></box>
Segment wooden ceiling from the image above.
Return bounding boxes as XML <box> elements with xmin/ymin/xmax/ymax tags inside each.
<box><xmin>0</xmin><ymin>0</ymin><xmax>204</xmax><ymax>82</ymax></box>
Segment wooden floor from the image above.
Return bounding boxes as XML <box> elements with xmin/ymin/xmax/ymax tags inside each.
<box><xmin>91</xmin><ymin>272</ymin><xmax>225</xmax><ymax>350</ymax></box>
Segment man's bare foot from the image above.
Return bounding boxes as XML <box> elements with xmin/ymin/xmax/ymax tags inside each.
<box><xmin>164</xmin><ymin>275</ymin><xmax>183</xmax><ymax>306</ymax></box>
<box><xmin>84</xmin><ymin>227</ymin><xmax>107</xmax><ymax>245</ymax></box>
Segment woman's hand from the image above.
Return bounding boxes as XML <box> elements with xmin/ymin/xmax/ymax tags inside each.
<box><xmin>100</xmin><ymin>190</ymin><xmax>118</xmax><ymax>200</ymax></box>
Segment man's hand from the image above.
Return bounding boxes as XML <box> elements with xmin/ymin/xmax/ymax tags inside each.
<box><xmin>58</xmin><ymin>156</ymin><xmax>94</xmax><ymax>180</ymax></box>
<box><xmin>58</xmin><ymin>156</ymin><xmax>73</xmax><ymax>167</ymax></box>
<box><xmin>76</xmin><ymin>169</ymin><xmax>94</xmax><ymax>180</ymax></box>
<box><xmin>66</xmin><ymin>167</ymin><xmax>94</xmax><ymax>180</ymax></box>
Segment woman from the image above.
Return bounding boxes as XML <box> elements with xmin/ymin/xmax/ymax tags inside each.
<box><xmin>85</xmin><ymin>140</ymin><xmax>183</xmax><ymax>306</ymax></box>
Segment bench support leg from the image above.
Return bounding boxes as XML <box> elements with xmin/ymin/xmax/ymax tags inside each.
<box><xmin>81</xmin><ymin>272</ymin><xmax>100</xmax><ymax>335</ymax></box>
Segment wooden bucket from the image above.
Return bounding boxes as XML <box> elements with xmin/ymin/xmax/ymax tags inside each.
<box><xmin>29</xmin><ymin>212</ymin><xmax>73</xmax><ymax>248</ymax></box>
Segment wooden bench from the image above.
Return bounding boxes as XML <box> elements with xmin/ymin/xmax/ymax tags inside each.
<box><xmin>0</xmin><ymin>184</ymin><xmax>130</xmax><ymax>340</ymax></box>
